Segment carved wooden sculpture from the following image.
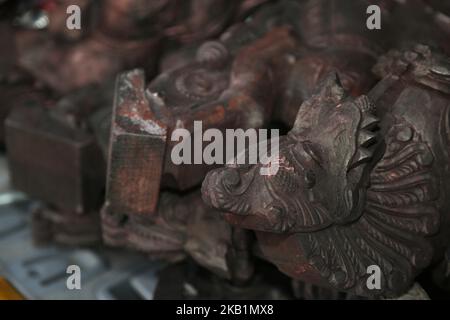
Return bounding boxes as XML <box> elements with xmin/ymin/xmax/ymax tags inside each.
<box><xmin>13</xmin><ymin>0</ymin><xmax>268</xmax><ymax>95</ymax></box>
<box><xmin>3</xmin><ymin>0</ymin><xmax>283</xmax><ymax>249</ymax></box>
<box><xmin>15</xmin><ymin>0</ymin><xmax>160</xmax><ymax>94</ymax></box>
<box><xmin>4</xmin><ymin>0</ymin><xmax>450</xmax><ymax>300</ymax></box>
<box><xmin>101</xmin><ymin>10</ymin><xmax>297</xmax><ymax>283</ymax></box>
<box><xmin>4</xmin><ymin>0</ymin><xmax>167</xmax><ymax>245</ymax></box>
<box><xmin>105</xmin><ymin>24</ymin><xmax>296</xmax><ymax>216</ymax></box>
<box><xmin>32</xmin><ymin>204</ymin><xmax>102</xmax><ymax>246</ymax></box>
<box><xmin>202</xmin><ymin>45</ymin><xmax>450</xmax><ymax>297</ymax></box>
<box><xmin>102</xmin><ymin>190</ymin><xmax>254</xmax><ymax>283</ymax></box>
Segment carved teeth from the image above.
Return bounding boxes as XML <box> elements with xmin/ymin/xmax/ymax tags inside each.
<box><xmin>361</xmin><ymin>114</ymin><xmax>380</xmax><ymax>130</ymax></box>
<box><xmin>358</xmin><ymin>129</ymin><xmax>377</xmax><ymax>147</ymax></box>
<box><xmin>349</xmin><ymin>148</ymin><xmax>373</xmax><ymax>170</ymax></box>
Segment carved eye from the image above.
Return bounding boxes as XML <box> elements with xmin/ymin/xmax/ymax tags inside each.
<box><xmin>305</xmin><ymin>170</ymin><xmax>316</xmax><ymax>189</ymax></box>
<box><xmin>266</xmin><ymin>205</ymin><xmax>284</xmax><ymax>225</ymax></box>
<box><xmin>223</xmin><ymin>168</ymin><xmax>241</xmax><ymax>188</ymax></box>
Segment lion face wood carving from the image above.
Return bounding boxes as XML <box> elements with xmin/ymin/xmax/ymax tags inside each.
<box><xmin>202</xmin><ymin>45</ymin><xmax>450</xmax><ymax>297</ymax></box>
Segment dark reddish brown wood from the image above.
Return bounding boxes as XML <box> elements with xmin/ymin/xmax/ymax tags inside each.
<box><xmin>2</xmin><ymin>0</ymin><xmax>450</xmax><ymax>298</ymax></box>
<box><xmin>202</xmin><ymin>45</ymin><xmax>450</xmax><ymax>298</ymax></box>
<box><xmin>14</xmin><ymin>0</ymin><xmax>161</xmax><ymax>94</ymax></box>
<box><xmin>5</xmin><ymin>84</ymin><xmax>111</xmax><ymax>213</ymax></box>
<box><xmin>32</xmin><ymin>204</ymin><xmax>102</xmax><ymax>246</ymax></box>
<box><xmin>102</xmin><ymin>190</ymin><xmax>253</xmax><ymax>282</ymax></box>
<box><xmin>105</xmin><ymin>25</ymin><xmax>297</xmax><ymax>216</ymax></box>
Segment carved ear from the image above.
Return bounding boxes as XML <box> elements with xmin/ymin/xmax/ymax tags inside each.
<box><xmin>291</xmin><ymin>72</ymin><xmax>346</xmax><ymax>136</ymax></box>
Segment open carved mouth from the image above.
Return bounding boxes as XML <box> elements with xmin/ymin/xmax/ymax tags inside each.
<box><xmin>203</xmin><ymin>73</ymin><xmax>382</xmax><ymax>229</ymax></box>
